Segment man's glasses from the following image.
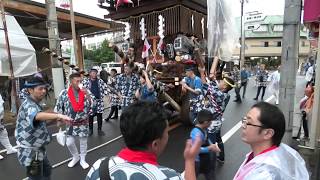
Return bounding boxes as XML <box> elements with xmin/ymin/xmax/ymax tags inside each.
<box><xmin>241</xmin><ymin>117</ymin><xmax>265</xmax><ymax>129</ymax></box>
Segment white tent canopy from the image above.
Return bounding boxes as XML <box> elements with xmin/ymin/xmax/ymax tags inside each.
<box><xmin>0</xmin><ymin>13</ymin><xmax>37</xmax><ymax>77</ymax></box>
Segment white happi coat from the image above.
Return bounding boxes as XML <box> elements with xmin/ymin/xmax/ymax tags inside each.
<box><xmin>234</xmin><ymin>143</ymin><xmax>309</xmax><ymax>180</ymax></box>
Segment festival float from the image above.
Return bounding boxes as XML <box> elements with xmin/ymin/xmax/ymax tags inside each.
<box><xmin>98</xmin><ymin>0</ymin><xmax>237</xmax><ymax>124</ymax></box>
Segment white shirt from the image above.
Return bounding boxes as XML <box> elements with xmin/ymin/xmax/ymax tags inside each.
<box><xmin>305</xmin><ymin>66</ymin><xmax>314</xmax><ymax>82</ymax></box>
<box><xmin>268</xmin><ymin>70</ymin><xmax>280</xmax><ymax>92</ymax></box>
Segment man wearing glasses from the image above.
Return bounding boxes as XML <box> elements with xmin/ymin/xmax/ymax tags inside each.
<box><xmin>234</xmin><ymin>102</ymin><xmax>309</xmax><ymax>180</ymax></box>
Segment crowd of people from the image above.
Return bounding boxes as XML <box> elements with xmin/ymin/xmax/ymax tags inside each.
<box><xmin>230</xmin><ymin>63</ymin><xmax>281</xmax><ymax>105</ymax></box>
<box><xmin>0</xmin><ymin>57</ymin><xmax>312</xmax><ymax>180</ymax></box>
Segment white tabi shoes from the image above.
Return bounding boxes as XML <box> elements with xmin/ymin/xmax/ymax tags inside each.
<box><xmin>68</xmin><ymin>155</ymin><xmax>80</xmax><ymax>168</ymax></box>
<box><xmin>80</xmin><ymin>155</ymin><xmax>89</xmax><ymax>169</ymax></box>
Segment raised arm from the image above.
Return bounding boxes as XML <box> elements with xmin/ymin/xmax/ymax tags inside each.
<box><xmin>209</xmin><ymin>56</ymin><xmax>220</xmax><ymax>79</ymax></box>
<box><xmin>143</xmin><ymin>70</ymin><xmax>154</xmax><ymax>91</ymax></box>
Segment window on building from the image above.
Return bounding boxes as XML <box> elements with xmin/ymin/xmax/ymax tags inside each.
<box><xmin>277</xmin><ymin>41</ymin><xmax>281</xmax><ymax>47</ymax></box>
<box><xmin>247</xmin><ymin>25</ymin><xmax>255</xmax><ymax>30</ymax></box>
<box><xmin>273</xmin><ymin>24</ymin><xmax>283</xmax><ymax>32</ymax></box>
<box><xmin>253</xmin><ymin>24</ymin><xmax>268</xmax><ymax>32</ymax></box>
<box><xmin>264</xmin><ymin>42</ymin><xmax>269</xmax><ymax>47</ymax></box>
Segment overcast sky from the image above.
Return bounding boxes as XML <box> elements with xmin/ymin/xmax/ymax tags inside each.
<box><xmin>31</xmin><ymin>0</ymin><xmax>285</xmax><ymax>19</ymax></box>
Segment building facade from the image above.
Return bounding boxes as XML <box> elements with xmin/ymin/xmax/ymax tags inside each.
<box><xmin>233</xmin><ymin>13</ymin><xmax>310</xmax><ymax>69</ymax></box>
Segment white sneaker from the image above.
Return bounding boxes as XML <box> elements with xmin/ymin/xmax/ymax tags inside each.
<box><xmin>6</xmin><ymin>148</ymin><xmax>17</xmax><ymax>155</ymax></box>
<box><xmin>68</xmin><ymin>156</ymin><xmax>80</xmax><ymax>168</ymax></box>
<box><xmin>80</xmin><ymin>160</ymin><xmax>89</xmax><ymax>169</ymax></box>
<box><xmin>0</xmin><ymin>155</ymin><xmax>3</xmax><ymax>160</ymax></box>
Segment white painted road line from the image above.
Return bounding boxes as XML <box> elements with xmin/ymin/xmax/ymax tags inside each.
<box><xmin>52</xmin><ymin>135</ymin><xmax>123</xmax><ymax>168</ymax></box>
<box><xmin>0</xmin><ymin>121</ymin><xmax>98</xmax><ymax>154</ymax></box>
<box><xmin>265</xmin><ymin>95</ymin><xmax>275</xmax><ymax>103</ymax></box>
<box><xmin>21</xmin><ymin>135</ymin><xmax>124</xmax><ymax>180</ymax></box>
<box><xmin>221</xmin><ymin>94</ymin><xmax>274</xmax><ymax>143</ymax></box>
<box><xmin>222</xmin><ymin>121</ymin><xmax>242</xmax><ymax>143</ymax></box>
<box><xmin>51</xmin><ymin>123</ymin><xmax>183</xmax><ymax>169</ymax></box>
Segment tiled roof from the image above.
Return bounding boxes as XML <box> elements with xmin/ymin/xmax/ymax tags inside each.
<box><xmin>235</xmin><ymin>15</ymin><xmax>308</xmax><ymax>38</ymax></box>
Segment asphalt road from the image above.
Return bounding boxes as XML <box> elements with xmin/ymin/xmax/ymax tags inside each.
<box><xmin>0</xmin><ymin>75</ymin><xmax>307</xmax><ymax>180</ymax></box>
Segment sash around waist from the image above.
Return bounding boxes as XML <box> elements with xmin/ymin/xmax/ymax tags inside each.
<box><xmin>67</xmin><ymin>119</ymin><xmax>89</xmax><ymax>126</ymax></box>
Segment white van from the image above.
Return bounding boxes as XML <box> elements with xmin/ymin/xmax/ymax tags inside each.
<box><xmin>101</xmin><ymin>62</ymin><xmax>122</xmax><ymax>74</ymax></box>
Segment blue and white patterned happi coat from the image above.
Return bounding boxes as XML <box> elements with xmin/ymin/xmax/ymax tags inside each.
<box><xmin>82</xmin><ymin>78</ymin><xmax>108</xmax><ymax>114</ymax></box>
<box><xmin>85</xmin><ymin>156</ymin><xmax>183</xmax><ymax>180</ymax></box>
<box><xmin>15</xmin><ymin>97</ymin><xmax>51</xmax><ymax>167</ymax></box>
<box><xmin>231</xmin><ymin>69</ymin><xmax>241</xmax><ymax>88</ymax></box>
<box><xmin>107</xmin><ymin>76</ymin><xmax>119</xmax><ymax>106</ymax></box>
<box><xmin>55</xmin><ymin>89</ymin><xmax>92</xmax><ymax>137</ymax></box>
<box><xmin>115</xmin><ymin>74</ymin><xmax>140</xmax><ymax>107</ymax></box>
<box><xmin>203</xmin><ymin>80</ymin><xmax>230</xmax><ymax>133</ymax></box>
<box><xmin>18</xmin><ymin>88</ymin><xmax>29</xmax><ymax>102</ymax></box>
<box><xmin>256</xmin><ymin>70</ymin><xmax>269</xmax><ymax>87</ymax></box>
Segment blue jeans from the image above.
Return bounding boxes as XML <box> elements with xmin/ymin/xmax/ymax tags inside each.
<box><xmin>195</xmin><ymin>152</ymin><xmax>217</xmax><ymax>180</ymax></box>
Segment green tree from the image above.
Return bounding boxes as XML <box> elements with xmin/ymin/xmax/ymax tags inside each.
<box><xmin>84</xmin><ymin>39</ymin><xmax>114</xmax><ymax>64</ymax></box>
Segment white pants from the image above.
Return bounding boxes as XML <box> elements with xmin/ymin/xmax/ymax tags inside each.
<box><xmin>0</xmin><ymin>128</ymin><xmax>14</xmax><ymax>151</ymax></box>
<box><xmin>66</xmin><ymin>136</ymin><xmax>87</xmax><ymax>157</ymax></box>
<box><xmin>273</xmin><ymin>90</ymin><xmax>279</xmax><ymax>104</ymax></box>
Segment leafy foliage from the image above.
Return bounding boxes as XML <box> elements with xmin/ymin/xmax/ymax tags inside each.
<box><xmin>84</xmin><ymin>39</ymin><xmax>114</xmax><ymax>63</ymax></box>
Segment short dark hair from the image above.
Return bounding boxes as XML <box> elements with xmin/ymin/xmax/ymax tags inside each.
<box><xmin>196</xmin><ymin>109</ymin><xmax>214</xmax><ymax>124</ymax></box>
<box><xmin>69</xmin><ymin>72</ymin><xmax>81</xmax><ymax>80</ymax></box>
<box><xmin>111</xmin><ymin>69</ymin><xmax>117</xmax><ymax>73</ymax></box>
<box><xmin>185</xmin><ymin>66</ymin><xmax>195</xmax><ymax>72</ymax></box>
<box><xmin>120</xmin><ymin>101</ymin><xmax>169</xmax><ymax>150</ymax></box>
<box><xmin>125</xmin><ymin>61</ymin><xmax>135</xmax><ymax>69</ymax></box>
<box><xmin>252</xmin><ymin>102</ymin><xmax>285</xmax><ymax>146</ymax></box>
<box><xmin>223</xmin><ymin>77</ymin><xmax>235</xmax><ymax>92</ymax></box>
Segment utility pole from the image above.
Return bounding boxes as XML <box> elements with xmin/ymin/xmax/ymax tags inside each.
<box><xmin>45</xmin><ymin>0</ymin><xmax>65</xmax><ymax>98</ymax></box>
<box><xmin>310</xmin><ymin>23</ymin><xmax>320</xmax><ymax>178</ymax></box>
<box><xmin>69</xmin><ymin>0</ymin><xmax>79</xmax><ymax>68</ymax></box>
<box><xmin>0</xmin><ymin>0</ymin><xmax>19</xmax><ymax>114</ymax></box>
<box><xmin>239</xmin><ymin>0</ymin><xmax>246</xmax><ymax>68</ymax></box>
<box><xmin>279</xmin><ymin>0</ymin><xmax>302</xmax><ymax>143</ymax></box>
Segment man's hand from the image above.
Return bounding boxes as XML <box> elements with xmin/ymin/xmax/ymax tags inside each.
<box><xmin>182</xmin><ymin>83</ymin><xmax>189</xmax><ymax>90</ymax></box>
<box><xmin>183</xmin><ymin>136</ymin><xmax>202</xmax><ymax>180</ymax></box>
<box><xmin>142</xmin><ymin>70</ymin><xmax>148</xmax><ymax>77</ymax></box>
<box><xmin>167</xmin><ymin>83</ymin><xmax>175</xmax><ymax>88</ymax></box>
<box><xmin>57</xmin><ymin>114</ymin><xmax>72</xmax><ymax>121</ymax></box>
<box><xmin>208</xmin><ymin>143</ymin><xmax>221</xmax><ymax>153</ymax></box>
<box><xmin>184</xmin><ymin>136</ymin><xmax>202</xmax><ymax>161</ymax></box>
<box><xmin>117</xmin><ymin>93</ymin><xmax>123</xmax><ymax>99</ymax></box>
<box><xmin>57</xmin><ymin>114</ymin><xmax>72</xmax><ymax>126</ymax></box>
<box><xmin>81</xmin><ymin>87</ymin><xmax>91</xmax><ymax>96</ymax></box>
<box><xmin>181</xmin><ymin>82</ymin><xmax>188</xmax><ymax>93</ymax></box>
<box><xmin>209</xmin><ymin>71</ymin><xmax>216</xmax><ymax>80</ymax></box>
<box><xmin>108</xmin><ymin>42</ymin><xmax>114</xmax><ymax>48</ymax></box>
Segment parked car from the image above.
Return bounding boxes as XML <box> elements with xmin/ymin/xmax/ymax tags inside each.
<box><xmin>101</xmin><ymin>62</ymin><xmax>122</xmax><ymax>74</ymax></box>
